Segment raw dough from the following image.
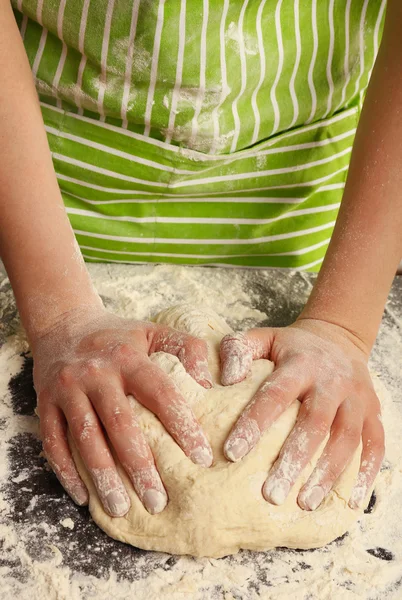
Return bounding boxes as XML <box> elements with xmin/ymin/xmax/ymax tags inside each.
<box><xmin>71</xmin><ymin>305</ymin><xmax>370</xmax><ymax>558</ymax></box>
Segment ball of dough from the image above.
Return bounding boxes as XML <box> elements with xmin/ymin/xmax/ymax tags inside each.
<box><xmin>70</xmin><ymin>305</ymin><xmax>369</xmax><ymax>558</ymax></box>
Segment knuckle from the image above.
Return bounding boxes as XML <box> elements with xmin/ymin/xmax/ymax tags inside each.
<box><xmin>325</xmin><ymin>463</ymin><xmax>341</xmax><ymax>483</ymax></box>
<box><xmin>111</xmin><ymin>342</ymin><xmax>136</xmax><ymax>362</ymax></box>
<box><xmin>40</xmin><ymin>410</ymin><xmax>56</xmax><ymax>430</ymax></box>
<box><xmin>37</xmin><ymin>390</ymin><xmax>51</xmax><ymax>409</ymax></box>
<box><xmin>370</xmin><ymin>440</ymin><xmax>385</xmax><ymax>459</ymax></box>
<box><xmin>260</xmin><ymin>382</ymin><xmax>287</xmax><ymax>406</ymax></box>
<box><xmin>42</xmin><ymin>447</ymin><xmax>62</xmax><ymax>470</ymax></box>
<box><xmin>42</xmin><ymin>435</ymin><xmax>56</xmax><ymax>455</ymax></box>
<box><xmin>367</xmin><ymin>434</ymin><xmax>385</xmax><ymax>457</ymax></box>
<box><xmin>368</xmin><ymin>393</ymin><xmax>382</xmax><ymax>414</ymax></box>
<box><xmin>107</xmin><ymin>408</ymin><xmax>130</xmax><ymax>434</ymax></box>
<box><xmin>301</xmin><ymin>406</ymin><xmax>332</xmax><ymax>434</ymax></box>
<box><xmin>42</xmin><ymin>428</ymin><xmax>65</xmax><ymax>457</ymax></box>
<box><xmin>149</xmin><ymin>383</ymin><xmax>168</xmax><ymax>409</ymax></box>
<box><xmin>376</xmin><ymin>426</ymin><xmax>385</xmax><ymax>446</ymax></box>
<box><xmin>339</xmin><ymin>422</ymin><xmax>361</xmax><ymax>445</ymax></box>
<box><xmin>57</xmin><ymin>365</ymin><xmax>75</xmax><ymax>387</ymax></box>
<box><xmin>353</xmin><ymin>381</ymin><xmax>367</xmax><ymax>397</ymax></box>
<box><xmin>72</xmin><ymin>413</ymin><xmax>97</xmax><ymax>442</ymax></box>
<box><xmin>131</xmin><ymin>361</ymin><xmax>153</xmax><ymax>384</ymax></box>
<box><xmin>82</xmin><ymin>358</ymin><xmax>103</xmax><ymax>378</ymax></box>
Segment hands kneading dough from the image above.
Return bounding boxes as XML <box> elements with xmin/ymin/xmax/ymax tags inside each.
<box><xmin>69</xmin><ymin>305</ymin><xmax>381</xmax><ymax>557</ymax></box>
<box><xmin>34</xmin><ymin>307</ymin><xmax>213</xmax><ymax>518</ymax></box>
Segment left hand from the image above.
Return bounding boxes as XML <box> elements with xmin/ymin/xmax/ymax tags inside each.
<box><xmin>220</xmin><ymin>318</ymin><xmax>385</xmax><ymax>511</ymax></box>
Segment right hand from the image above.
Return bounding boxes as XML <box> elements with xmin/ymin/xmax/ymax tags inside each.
<box><xmin>32</xmin><ymin>305</ymin><xmax>213</xmax><ymax>517</ymax></box>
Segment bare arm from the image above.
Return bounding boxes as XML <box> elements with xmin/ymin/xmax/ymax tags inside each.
<box><xmin>221</xmin><ymin>0</ymin><xmax>402</xmax><ymax>511</ymax></box>
<box><xmin>0</xmin><ymin>2</ymin><xmax>213</xmax><ymax>516</ymax></box>
<box><xmin>300</xmin><ymin>0</ymin><xmax>402</xmax><ymax>350</ymax></box>
<box><xmin>0</xmin><ymin>1</ymin><xmax>102</xmax><ymax>341</ymax></box>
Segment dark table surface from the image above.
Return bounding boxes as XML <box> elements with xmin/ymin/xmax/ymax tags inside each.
<box><xmin>1</xmin><ymin>264</ymin><xmax>401</xmax><ymax>599</ymax></box>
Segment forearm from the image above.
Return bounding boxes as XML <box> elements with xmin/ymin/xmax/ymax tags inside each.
<box><xmin>300</xmin><ymin>0</ymin><xmax>402</xmax><ymax>352</ymax></box>
<box><xmin>0</xmin><ymin>3</ymin><xmax>101</xmax><ymax>343</ymax></box>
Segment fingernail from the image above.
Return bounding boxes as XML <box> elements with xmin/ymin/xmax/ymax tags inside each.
<box><xmin>199</xmin><ymin>363</ymin><xmax>214</xmax><ymax>388</ymax></box>
<box><xmin>221</xmin><ymin>356</ymin><xmax>242</xmax><ymax>386</ymax></box>
<box><xmin>106</xmin><ymin>490</ymin><xmax>130</xmax><ymax>517</ymax></box>
<box><xmin>224</xmin><ymin>438</ymin><xmax>249</xmax><ymax>462</ymax></box>
<box><xmin>199</xmin><ymin>378</ymin><xmax>213</xmax><ymax>389</ymax></box>
<box><xmin>55</xmin><ymin>467</ymin><xmax>88</xmax><ymax>506</ymax></box>
<box><xmin>190</xmin><ymin>446</ymin><xmax>213</xmax><ymax>467</ymax></box>
<box><xmin>70</xmin><ymin>486</ymin><xmax>89</xmax><ymax>506</ymax></box>
<box><xmin>349</xmin><ymin>485</ymin><xmax>367</xmax><ymax>510</ymax></box>
<box><xmin>299</xmin><ymin>485</ymin><xmax>325</xmax><ymax>511</ymax></box>
<box><xmin>263</xmin><ymin>477</ymin><xmax>291</xmax><ymax>505</ymax></box>
<box><xmin>143</xmin><ymin>489</ymin><xmax>168</xmax><ymax>515</ymax></box>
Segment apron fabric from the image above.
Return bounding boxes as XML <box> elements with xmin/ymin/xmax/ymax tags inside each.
<box><xmin>12</xmin><ymin>0</ymin><xmax>386</xmax><ymax>271</ymax></box>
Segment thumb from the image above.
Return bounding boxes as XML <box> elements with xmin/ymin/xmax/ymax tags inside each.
<box><xmin>220</xmin><ymin>328</ymin><xmax>275</xmax><ymax>386</ymax></box>
<box><xmin>150</xmin><ymin>325</ymin><xmax>213</xmax><ymax>389</ymax></box>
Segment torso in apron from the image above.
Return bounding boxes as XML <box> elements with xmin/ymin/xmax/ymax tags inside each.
<box><xmin>13</xmin><ymin>0</ymin><xmax>386</xmax><ymax>270</ymax></box>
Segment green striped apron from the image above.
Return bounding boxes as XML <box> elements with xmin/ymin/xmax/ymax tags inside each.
<box><xmin>12</xmin><ymin>0</ymin><xmax>386</xmax><ymax>271</ymax></box>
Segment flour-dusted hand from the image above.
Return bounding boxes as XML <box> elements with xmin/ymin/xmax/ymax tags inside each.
<box><xmin>33</xmin><ymin>306</ymin><xmax>213</xmax><ymax>518</ymax></box>
<box><xmin>220</xmin><ymin>319</ymin><xmax>385</xmax><ymax>511</ymax></box>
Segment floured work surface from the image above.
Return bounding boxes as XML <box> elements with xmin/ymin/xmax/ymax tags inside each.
<box><xmin>0</xmin><ymin>264</ymin><xmax>402</xmax><ymax>599</ymax></box>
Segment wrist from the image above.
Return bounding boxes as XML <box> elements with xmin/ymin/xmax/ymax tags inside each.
<box><xmin>26</xmin><ymin>294</ymin><xmax>104</xmax><ymax>349</ymax></box>
<box><xmin>294</xmin><ymin>314</ymin><xmax>372</xmax><ymax>357</ymax></box>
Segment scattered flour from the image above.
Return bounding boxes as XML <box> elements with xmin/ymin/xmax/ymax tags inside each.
<box><xmin>0</xmin><ymin>263</ymin><xmax>401</xmax><ymax>599</ymax></box>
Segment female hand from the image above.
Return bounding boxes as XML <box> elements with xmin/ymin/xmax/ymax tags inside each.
<box><xmin>220</xmin><ymin>318</ymin><xmax>385</xmax><ymax>511</ymax></box>
<box><xmin>33</xmin><ymin>306</ymin><xmax>213</xmax><ymax>518</ymax></box>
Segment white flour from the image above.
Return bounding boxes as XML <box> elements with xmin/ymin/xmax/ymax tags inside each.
<box><xmin>0</xmin><ymin>263</ymin><xmax>402</xmax><ymax>599</ymax></box>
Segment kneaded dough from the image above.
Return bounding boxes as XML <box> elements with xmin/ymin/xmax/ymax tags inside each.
<box><xmin>71</xmin><ymin>304</ymin><xmax>371</xmax><ymax>558</ymax></box>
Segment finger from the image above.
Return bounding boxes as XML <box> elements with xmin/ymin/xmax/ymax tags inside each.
<box><xmin>220</xmin><ymin>329</ymin><xmax>270</xmax><ymax>386</ymax></box>
<box><xmin>263</xmin><ymin>394</ymin><xmax>339</xmax><ymax>506</ymax></box>
<box><xmin>349</xmin><ymin>409</ymin><xmax>385</xmax><ymax>510</ymax></box>
<box><xmin>298</xmin><ymin>398</ymin><xmax>363</xmax><ymax>511</ymax></box>
<box><xmin>224</xmin><ymin>361</ymin><xmax>309</xmax><ymax>462</ymax></box>
<box><xmin>89</xmin><ymin>379</ymin><xmax>167</xmax><ymax>515</ymax></box>
<box><xmin>122</xmin><ymin>357</ymin><xmax>213</xmax><ymax>467</ymax></box>
<box><xmin>151</xmin><ymin>326</ymin><xmax>213</xmax><ymax>388</ymax></box>
<box><xmin>62</xmin><ymin>391</ymin><xmax>131</xmax><ymax>517</ymax></box>
<box><xmin>40</xmin><ymin>402</ymin><xmax>88</xmax><ymax>506</ymax></box>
